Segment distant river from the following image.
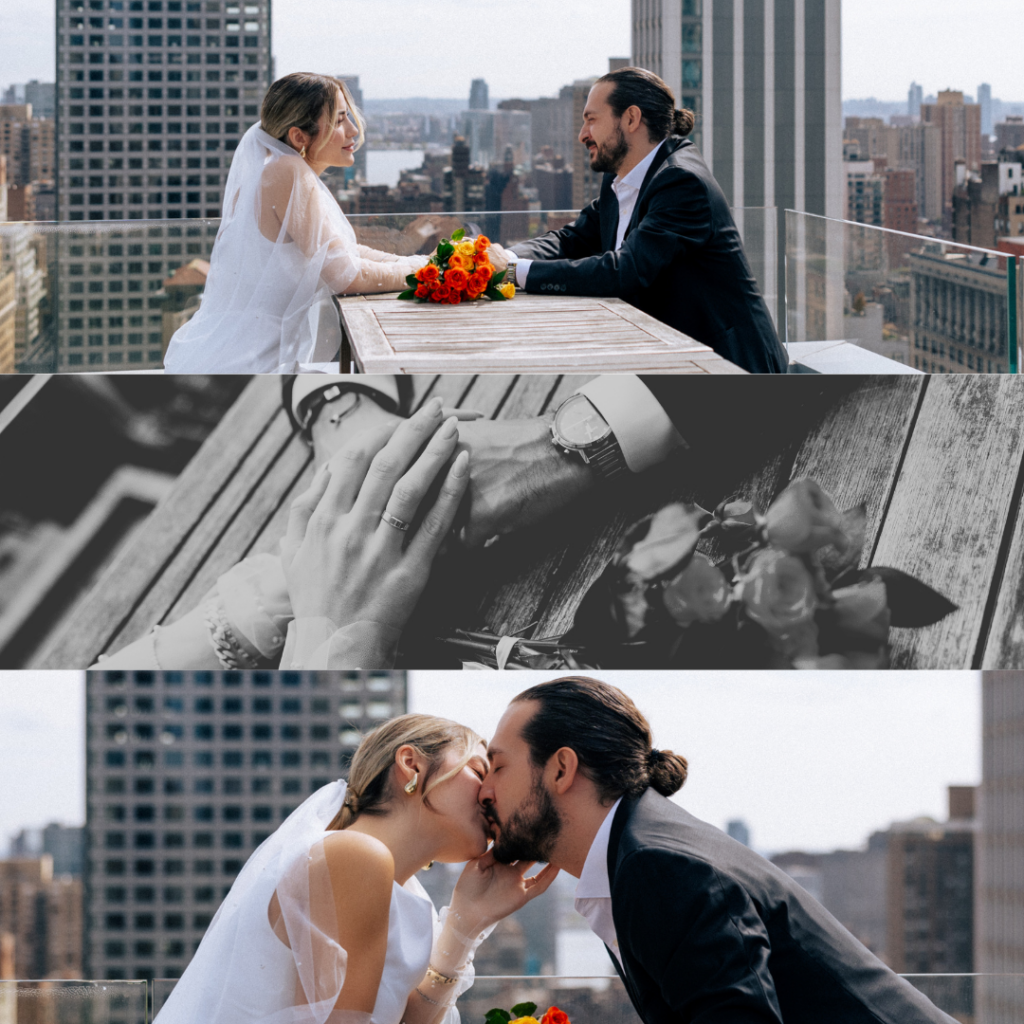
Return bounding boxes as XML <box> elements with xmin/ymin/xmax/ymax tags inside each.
<box><xmin>364</xmin><ymin>149</ymin><xmax>427</xmax><ymax>188</ymax></box>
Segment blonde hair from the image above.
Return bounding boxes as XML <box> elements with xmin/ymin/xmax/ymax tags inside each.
<box><xmin>260</xmin><ymin>72</ymin><xmax>365</xmax><ymax>159</ymax></box>
<box><xmin>328</xmin><ymin>714</ymin><xmax>483</xmax><ymax>830</ymax></box>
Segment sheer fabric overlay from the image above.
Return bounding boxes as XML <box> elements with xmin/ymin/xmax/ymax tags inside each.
<box><xmin>163</xmin><ymin>124</ymin><xmax>426</xmax><ymax>373</ymax></box>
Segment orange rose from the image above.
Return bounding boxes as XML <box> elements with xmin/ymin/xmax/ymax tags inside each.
<box><xmin>414</xmin><ymin>284</ymin><xmax>430</xmax><ymax>298</ymax></box>
<box><xmin>445</xmin><ymin>268</ymin><xmax>469</xmax><ymax>290</ymax></box>
<box><xmin>474</xmin><ymin>235</ymin><xmax>491</xmax><ymax>253</ymax></box>
<box><xmin>476</xmin><ymin>263</ymin><xmax>493</xmax><ymax>282</ymax></box>
<box><xmin>434</xmin><ymin>283</ymin><xmax>452</xmax><ymax>301</ymax></box>
<box><xmin>429</xmin><ymin>287</ymin><xmax>444</xmax><ymax>302</ymax></box>
<box><xmin>447</xmin><ymin>289</ymin><xmax>462</xmax><ymax>304</ymax></box>
<box><xmin>421</xmin><ymin>263</ymin><xmax>440</xmax><ymax>283</ymax></box>
<box><xmin>446</xmin><ymin>253</ymin><xmax>467</xmax><ymax>271</ymax></box>
<box><xmin>541</xmin><ymin>1008</ymin><xmax>569</xmax><ymax>1024</ymax></box>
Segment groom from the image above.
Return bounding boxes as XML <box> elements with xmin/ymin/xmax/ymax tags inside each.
<box><xmin>480</xmin><ymin>677</ymin><xmax>957</xmax><ymax>1024</ymax></box>
<box><xmin>503</xmin><ymin>68</ymin><xmax>788</xmax><ymax>375</ymax></box>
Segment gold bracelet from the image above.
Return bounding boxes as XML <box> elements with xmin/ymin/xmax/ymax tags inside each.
<box><xmin>424</xmin><ymin>966</ymin><xmax>458</xmax><ymax>987</ymax></box>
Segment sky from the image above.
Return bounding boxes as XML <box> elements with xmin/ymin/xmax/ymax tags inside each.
<box><xmin>410</xmin><ymin>670</ymin><xmax>981</xmax><ymax>855</ymax></box>
<box><xmin>0</xmin><ymin>670</ymin><xmax>980</xmax><ymax>858</ymax></box>
<box><xmin>0</xmin><ymin>0</ymin><xmax>1021</xmax><ymax>104</ymax></box>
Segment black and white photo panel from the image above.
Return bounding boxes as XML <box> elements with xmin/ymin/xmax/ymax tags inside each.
<box><xmin>3</xmin><ymin>372</ymin><xmax>1024</xmax><ymax>670</ymax></box>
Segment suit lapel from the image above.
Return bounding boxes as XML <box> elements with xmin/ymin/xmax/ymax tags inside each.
<box><xmin>621</xmin><ymin>137</ymin><xmax>686</xmax><ymax>244</ymax></box>
<box><xmin>599</xmin><ymin>175</ymin><xmax>619</xmax><ymax>253</ymax></box>
<box><xmin>606</xmin><ymin>797</ymin><xmax>645</xmax><ymax>1013</ymax></box>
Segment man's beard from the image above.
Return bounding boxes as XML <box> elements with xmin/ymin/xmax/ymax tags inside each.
<box><xmin>488</xmin><ymin>776</ymin><xmax>563</xmax><ymax>864</ymax></box>
<box><xmin>588</xmin><ymin>125</ymin><xmax>630</xmax><ymax>175</ymax></box>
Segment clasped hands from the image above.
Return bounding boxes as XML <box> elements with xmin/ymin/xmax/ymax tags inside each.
<box><xmin>280</xmin><ymin>396</ymin><xmax>599</xmax><ymax>660</ymax></box>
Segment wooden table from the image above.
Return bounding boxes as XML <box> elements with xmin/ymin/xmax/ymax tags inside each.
<box><xmin>339</xmin><ymin>293</ymin><xmax>746</xmax><ymax>374</ymax></box>
<box><xmin>36</xmin><ymin>374</ymin><xmax>1024</xmax><ymax>670</ymax></box>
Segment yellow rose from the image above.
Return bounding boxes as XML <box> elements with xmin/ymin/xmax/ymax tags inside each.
<box><xmin>509</xmin><ymin>1018</ymin><xmax>541</xmax><ymax>1024</ymax></box>
<box><xmin>499</xmin><ymin>281</ymin><xmax>516</xmax><ymax>299</ymax></box>
<box><xmin>456</xmin><ymin>239</ymin><xmax>477</xmax><ymax>257</ymax></box>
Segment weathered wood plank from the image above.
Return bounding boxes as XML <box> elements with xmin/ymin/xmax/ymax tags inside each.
<box><xmin>37</xmin><ymin>377</ymin><xmax>284</xmax><ymax>667</ymax></box>
<box><xmin>872</xmin><ymin>376</ymin><xmax>1024</xmax><ymax>669</ymax></box>
<box><xmin>981</xmin><ymin>468</ymin><xmax>1024</xmax><ymax>668</ymax></box>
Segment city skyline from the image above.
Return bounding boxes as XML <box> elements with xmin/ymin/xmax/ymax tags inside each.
<box><xmin>0</xmin><ymin>670</ymin><xmax>981</xmax><ymax>858</ymax></box>
<box><xmin>2</xmin><ymin>1</ymin><xmax>1024</xmax><ymax>107</ymax></box>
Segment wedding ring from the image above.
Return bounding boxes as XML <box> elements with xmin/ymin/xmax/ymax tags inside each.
<box><xmin>380</xmin><ymin>511</ymin><xmax>411</xmax><ymax>532</ymax></box>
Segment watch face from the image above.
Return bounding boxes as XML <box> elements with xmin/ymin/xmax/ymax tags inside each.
<box><xmin>555</xmin><ymin>395</ymin><xmax>611</xmax><ymax>447</ymax></box>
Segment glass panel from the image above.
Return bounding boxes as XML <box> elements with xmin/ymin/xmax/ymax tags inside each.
<box><xmin>1</xmin><ymin>207</ymin><xmax>778</xmax><ymax>373</ymax></box>
<box><xmin>785</xmin><ymin>209</ymin><xmax>1020</xmax><ymax>374</ymax></box>
<box><xmin>0</xmin><ymin>980</ymin><xmax>147</xmax><ymax>1024</ymax></box>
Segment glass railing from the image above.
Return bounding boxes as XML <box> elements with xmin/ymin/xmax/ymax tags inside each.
<box><xmin>785</xmin><ymin>210</ymin><xmax>1023</xmax><ymax>374</ymax></box>
<box><xmin>0</xmin><ymin>980</ymin><xmax>147</xmax><ymax>1024</ymax></box>
<box><xmin>147</xmin><ymin>974</ymin><xmax>1024</xmax><ymax>1023</ymax></box>
<box><xmin>0</xmin><ymin>208</ymin><xmax>777</xmax><ymax>374</ymax></box>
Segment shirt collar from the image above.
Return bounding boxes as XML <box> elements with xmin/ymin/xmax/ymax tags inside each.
<box><xmin>574</xmin><ymin>797</ymin><xmax>623</xmax><ymax>899</ymax></box>
<box><xmin>612</xmin><ymin>141</ymin><xmax>665</xmax><ymax>194</ymax></box>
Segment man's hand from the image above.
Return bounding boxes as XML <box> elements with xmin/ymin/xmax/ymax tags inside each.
<box><xmin>454</xmin><ymin>417</ymin><xmax>599</xmax><ymax>547</ymax></box>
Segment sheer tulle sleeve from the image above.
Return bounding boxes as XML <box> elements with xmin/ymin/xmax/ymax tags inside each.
<box><xmin>263</xmin><ymin>159</ymin><xmax>427</xmax><ymax>296</ymax></box>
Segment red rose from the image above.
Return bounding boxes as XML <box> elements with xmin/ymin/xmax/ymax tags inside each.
<box><xmin>445</xmin><ymin>267</ymin><xmax>469</xmax><ymax>290</ymax></box>
<box><xmin>541</xmin><ymin>1008</ymin><xmax>569</xmax><ymax>1024</ymax></box>
<box><xmin>421</xmin><ymin>263</ymin><xmax>440</xmax><ymax>283</ymax></box>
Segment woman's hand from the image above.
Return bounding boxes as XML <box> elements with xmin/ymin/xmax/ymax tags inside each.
<box><xmin>485</xmin><ymin>244</ymin><xmax>513</xmax><ymax>274</ymax></box>
<box><xmin>448</xmin><ymin>850</ymin><xmax>559</xmax><ymax>933</ymax></box>
<box><xmin>281</xmin><ymin>396</ymin><xmax>469</xmax><ymax>640</ymax></box>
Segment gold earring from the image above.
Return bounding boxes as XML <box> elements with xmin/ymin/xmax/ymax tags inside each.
<box><xmin>404</xmin><ymin>773</ymin><xmax>419</xmax><ymax>795</ymax></box>
<box><xmin>299</xmin><ymin>144</ymin><xmax>307</xmax><ymax>159</ymax></box>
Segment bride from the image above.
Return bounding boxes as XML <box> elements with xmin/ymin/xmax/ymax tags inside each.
<box><xmin>163</xmin><ymin>73</ymin><xmax>507</xmax><ymax>373</ymax></box>
<box><xmin>154</xmin><ymin>713</ymin><xmax>556</xmax><ymax>1024</ymax></box>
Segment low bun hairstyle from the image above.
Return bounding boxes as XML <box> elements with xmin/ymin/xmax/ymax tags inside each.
<box><xmin>596</xmin><ymin>66</ymin><xmax>695</xmax><ymax>142</ymax></box>
<box><xmin>326</xmin><ymin>713</ymin><xmax>483</xmax><ymax>831</ymax></box>
<box><xmin>511</xmin><ymin>676</ymin><xmax>689</xmax><ymax>802</ymax></box>
<box><xmin>260</xmin><ymin>72</ymin><xmax>365</xmax><ymax>158</ymax></box>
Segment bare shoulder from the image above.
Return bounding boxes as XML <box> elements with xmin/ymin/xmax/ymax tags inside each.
<box><xmin>321</xmin><ymin>830</ymin><xmax>395</xmax><ymax>895</ymax></box>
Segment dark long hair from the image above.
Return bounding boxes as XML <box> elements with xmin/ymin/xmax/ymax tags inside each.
<box><xmin>511</xmin><ymin>676</ymin><xmax>688</xmax><ymax>802</ymax></box>
<box><xmin>595</xmin><ymin>67</ymin><xmax>695</xmax><ymax>141</ymax></box>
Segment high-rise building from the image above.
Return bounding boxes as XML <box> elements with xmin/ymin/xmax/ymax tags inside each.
<box><xmin>725</xmin><ymin>819</ymin><xmax>750</xmax><ymax>847</ymax></box>
<box><xmin>525</xmin><ymin>86</ymin><xmax>575</xmax><ymax>163</ymax></box>
<box><xmin>0</xmin><ymin>224</ymin><xmax>46</xmax><ymax>366</ymax></box>
<box><xmin>55</xmin><ymin>0</ymin><xmax>272</xmax><ymax>223</ymax></box>
<box><xmin>0</xmin><ymin>155</ymin><xmax>16</xmax><ymax>373</ymax></box>
<box><xmin>3</xmin><ymin>82</ymin><xmax>57</xmax><ymax>120</ymax></box>
<box><xmin>571</xmin><ymin>77</ymin><xmax>601</xmax><ymax>210</ymax></box>
<box><xmin>908</xmin><ymin>81</ymin><xmax>923</xmax><ymax>120</ymax></box>
<box><xmin>977</xmin><ymin>671</ymin><xmax>1024</xmax><ymax>1024</ymax></box>
<box><xmin>632</xmin><ymin>0</ymin><xmax>843</xmax><ymax>219</ymax></box>
<box><xmin>885</xmin><ymin>788</ymin><xmax>975</xmax><ymax>979</ymax></box>
<box><xmin>461</xmin><ymin>109</ymin><xmax>532</xmax><ymax>170</ymax></box>
<box><xmin>50</xmin><ymin>0</ymin><xmax>272</xmax><ymax>371</ymax></box>
<box><xmin>84</xmin><ymin>669</ymin><xmax>407</xmax><ymax>982</ymax></box>
<box><xmin>0</xmin><ymin>104</ymin><xmax>56</xmax><ymax>191</ymax></box>
<box><xmin>337</xmin><ymin>74</ymin><xmax>367</xmax><ymax>183</ymax></box>
<box><xmin>978</xmin><ymin>83</ymin><xmax>993</xmax><ymax>137</ymax></box>
<box><xmin>921</xmin><ymin>91</ymin><xmax>982</xmax><ymax>228</ymax></box>
<box><xmin>995</xmin><ymin>116</ymin><xmax>1024</xmax><ymax>154</ymax></box>
<box><xmin>0</xmin><ymin>856</ymin><xmax>83</xmax><ymax>979</ymax></box>
<box><xmin>469</xmin><ymin>78</ymin><xmax>489</xmax><ymax>111</ymax></box>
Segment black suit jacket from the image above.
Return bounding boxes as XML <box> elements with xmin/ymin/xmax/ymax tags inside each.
<box><xmin>511</xmin><ymin>138</ymin><xmax>788</xmax><ymax>374</ymax></box>
<box><xmin>606</xmin><ymin>790</ymin><xmax>956</xmax><ymax>1024</ymax></box>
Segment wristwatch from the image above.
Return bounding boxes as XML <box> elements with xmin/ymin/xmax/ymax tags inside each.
<box><xmin>550</xmin><ymin>393</ymin><xmax>628</xmax><ymax>479</ymax></box>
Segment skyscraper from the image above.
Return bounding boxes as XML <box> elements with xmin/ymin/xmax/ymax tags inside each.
<box><xmin>977</xmin><ymin>671</ymin><xmax>1024</xmax><ymax>1024</ymax></box>
<box><xmin>632</xmin><ymin>0</ymin><xmax>843</xmax><ymax>220</ymax></box>
<box><xmin>84</xmin><ymin>669</ymin><xmax>407</xmax><ymax>982</ymax></box>
<box><xmin>908</xmin><ymin>81</ymin><xmax>923</xmax><ymax>120</ymax></box>
<box><xmin>978</xmin><ymin>82</ymin><xmax>993</xmax><ymax>137</ymax></box>
<box><xmin>52</xmin><ymin>0</ymin><xmax>272</xmax><ymax>370</ymax></box>
<box><xmin>469</xmin><ymin>78</ymin><xmax>489</xmax><ymax>111</ymax></box>
<box><xmin>920</xmin><ymin>91</ymin><xmax>982</xmax><ymax>229</ymax></box>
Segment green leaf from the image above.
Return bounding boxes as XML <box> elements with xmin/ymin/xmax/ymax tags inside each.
<box><xmin>437</xmin><ymin>242</ymin><xmax>455</xmax><ymax>260</ymax></box>
<box><xmin>510</xmin><ymin>1004</ymin><xmax>537</xmax><ymax>1019</ymax></box>
<box><xmin>492</xmin><ymin>267</ymin><xmax>507</xmax><ymax>285</ymax></box>
<box><xmin>485</xmin><ymin>286</ymin><xmax>507</xmax><ymax>301</ymax></box>
<box><xmin>452</xmin><ymin>228</ymin><xmax>466</xmax><ymax>242</ymax></box>
<box><xmin>405</xmin><ymin>274</ymin><xmax>419</xmax><ymax>287</ymax></box>
<box><xmin>485</xmin><ymin>1011</ymin><xmax>512</xmax><ymax>1024</ymax></box>
<box><xmin>396</xmin><ymin>289</ymin><xmax>417</xmax><ymax>301</ymax></box>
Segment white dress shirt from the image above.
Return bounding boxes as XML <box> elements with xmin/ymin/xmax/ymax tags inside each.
<box><xmin>513</xmin><ymin>141</ymin><xmax>666</xmax><ymax>287</ymax></box>
<box><xmin>573</xmin><ymin>797</ymin><xmax>624</xmax><ymax>967</ymax></box>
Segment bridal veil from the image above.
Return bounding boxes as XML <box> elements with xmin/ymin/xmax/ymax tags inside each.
<box><xmin>163</xmin><ymin>125</ymin><xmax>371</xmax><ymax>373</ymax></box>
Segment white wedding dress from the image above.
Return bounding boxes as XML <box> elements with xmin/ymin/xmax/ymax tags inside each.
<box><xmin>163</xmin><ymin>125</ymin><xmax>425</xmax><ymax>373</ymax></box>
<box><xmin>154</xmin><ymin>780</ymin><xmax>470</xmax><ymax>1024</ymax></box>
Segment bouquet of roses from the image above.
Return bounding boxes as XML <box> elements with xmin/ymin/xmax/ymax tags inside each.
<box><xmin>442</xmin><ymin>478</ymin><xmax>958</xmax><ymax>670</ymax></box>
<box><xmin>486</xmin><ymin>1003</ymin><xmax>570</xmax><ymax>1024</ymax></box>
<box><xmin>398</xmin><ymin>229</ymin><xmax>515</xmax><ymax>305</ymax></box>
